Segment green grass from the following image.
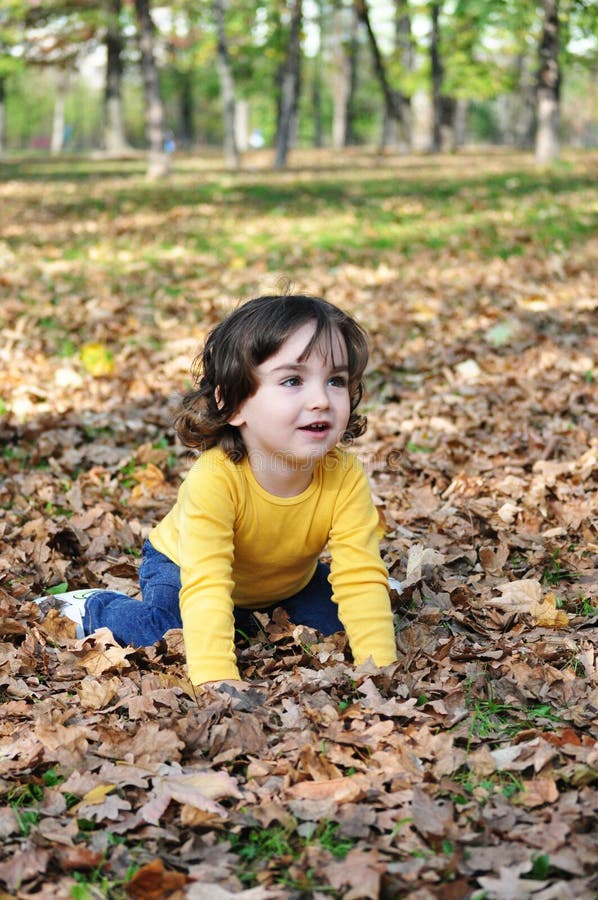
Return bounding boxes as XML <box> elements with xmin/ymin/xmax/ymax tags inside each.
<box><xmin>7</xmin><ymin>770</ymin><xmax>67</xmax><ymax>836</ymax></box>
<box><xmin>464</xmin><ymin>677</ymin><xmax>565</xmax><ymax>747</ymax></box>
<box><xmin>70</xmin><ymin>852</ymin><xmax>139</xmax><ymax>900</ymax></box>
<box><xmin>450</xmin><ymin>768</ymin><xmax>526</xmax><ymax>805</ymax></box>
<box><xmin>541</xmin><ymin>550</ymin><xmax>581</xmax><ymax>586</ymax></box>
<box><xmin>469</xmin><ymin>698</ymin><xmax>564</xmax><ymax>740</ymax></box>
<box><xmin>2</xmin><ymin>154</ymin><xmax>596</xmax><ymax>269</ymax></box>
<box><xmin>574</xmin><ymin>597</ymin><xmax>598</xmax><ymax>617</ymax></box>
<box><xmin>225</xmin><ymin>821</ymin><xmax>356</xmax><ymax>890</ymax></box>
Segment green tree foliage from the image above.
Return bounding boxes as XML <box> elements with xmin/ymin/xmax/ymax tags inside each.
<box><xmin>0</xmin><ymin>1</ymin><xmax>26</xmax><ymax>79</ymax></box>
<box><xmin>0</xmin><ymin>0</ymin><xmax>595</xmax><ymax>156</ymax></box>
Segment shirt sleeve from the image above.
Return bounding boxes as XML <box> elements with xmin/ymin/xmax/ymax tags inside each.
<box><xmin>176</xmin><ymin>461</ymin><xmax>242</xmax><ymax>685</ymax></box>
<box><xmin>328</xmin><ymin>457</ymin><xmax>397</xmax><ymax>668</ymax></box>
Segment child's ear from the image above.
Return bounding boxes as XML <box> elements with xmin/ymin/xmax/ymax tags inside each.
<box><xmin>215</xmin><ymin>386</ymin><xmax>245</xmax><ymax>427</ymax></box>
<box><xmin>228</xmin><ymin>406</ymin><xmax>245</xmax><ymax>427</ymax></box>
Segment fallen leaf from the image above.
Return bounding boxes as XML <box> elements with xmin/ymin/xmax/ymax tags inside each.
<box><xmin>80</xmin><ymin>342</ymin><xmax>115</xmax><ymax>377</ymax></box>
<box><xmin>125</xmin><ymin>859</ymin><xmax>188</xmax><ymax>898</ymax></box>
<box><xmin>286</xmin><ymin>776</ymin><xmax>365</xmax><ymax>803</ymax></box>
<box><xmin>0</xmin><ymin>849</ymin><xmax>51</xmax><ymax>892</ymax></box>
<box><xmin>405</xmin><ymin>543</ymin><xmax>445</xmax><ymax>583</ymax></box>
<box><xmin>70</xmin><ymin>783</ymin><xmax>117</xmax><ymax>813</ymax></box>
<box><xmin>490</xmin><ymin>580</ymin><xmax>569</xmax><ymax>628</ymax></box>
<box><xmin>515</xmin><ymin>776</ymin><xmax>560</xmax><ymax>808</ymax></box>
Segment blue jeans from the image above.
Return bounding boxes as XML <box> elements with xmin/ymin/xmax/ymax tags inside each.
<box><xmin>84</xmin><ymin>539</ymin><xmax>342</xmax><ymax>648</ymax></box>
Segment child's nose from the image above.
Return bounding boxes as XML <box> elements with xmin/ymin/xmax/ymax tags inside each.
<box><xmin>307</xmin><ymin>381</ymin><xmax>330</xmax><ymax>409</ymax></box>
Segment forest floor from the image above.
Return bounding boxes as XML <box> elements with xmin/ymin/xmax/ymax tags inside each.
<box><xmin>0</xmin><ymin>147</ymin><xmax>597</xmax><ymax>899</ymax></box>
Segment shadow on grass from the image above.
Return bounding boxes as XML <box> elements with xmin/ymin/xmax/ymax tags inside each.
<box><xmin>1</xmin><ymin>150</ymin><xmax>596</xmax><ymax>205</ymax></box>
<box><xmin>2</xmin><ymin>154</ymin><xmax>597</xmax><ymax>263</ymax></box>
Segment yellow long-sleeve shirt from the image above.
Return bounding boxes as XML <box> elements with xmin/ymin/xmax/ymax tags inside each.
<box><xmin>149</xmin><ymin>446</ymin><xmax>397</xmax><ymax>685</ymax></box>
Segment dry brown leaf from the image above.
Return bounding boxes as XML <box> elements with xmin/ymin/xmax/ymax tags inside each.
<box><xmin>477</xmin><ymin>865</ymin><xmax>547</xmax><ymax>900</ymax></box>
<box><xmin>52</xmin><ymin>845</ymin><xmax>104</xmax><ymax>872</ymax></box>
<box><xmin>286</xmin><ymin>776</ymin><xmax>366</xmax><ymax>803</ymax></box>
<box><xmin>479</xmin><ymin>542</ymin><xmax>510</xmax><ymax>575</ymax></box>
<box><xmin>1</xmin><ymin>151</ymin><xmax>596</xmax><ymax>900</ymax></box>
<box><xmin>490</xmin><ymin>580</ymin><xmax>570</xmax><ymax>628</ymax></box>
<box><xmin>0</xmin><ymin>849</ymin><xmax>51</xmax><ymax>892</ymax></box>
<box><xmin>405</xmin><ymin>543</ymin><xmax>445</xmax><ymax>582</ymax></box>
<box><xmin>76</xmin><ymin>630</ymin><xmax>133</xmax><ymax>674</ymax></box>
<box><xmin>125</xmin><ymin>859</ymin><xmax>188</xmax><ymax>899</ymax></box>
<box><xmin>186</xmin><ymin>884</ymin><xmax>282</xmax><ymax>899</ymax></box>
<box><xmin>411</xmin><ymin>785</ymin><xmax>455</xmax><ymax>837</ymax></box>
<box><xmin>325</xmin><ymin>847</ymin><xmax>382</xmax><ymax>899</ymax></box>
<box><xmin>515</xmin><ymin>776</ymin><xmax>560</xmax><ymax>808</ymax></box>
<box><xmin>77</xmin><ymin>675</ymin><xmax>122</xmax><ymax>709</ymax></box>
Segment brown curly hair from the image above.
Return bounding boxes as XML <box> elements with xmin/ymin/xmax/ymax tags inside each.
<box><xmin>174</xmin><ymin>294</ymin><xmax>369</xmax><ymax>461</ymax></box>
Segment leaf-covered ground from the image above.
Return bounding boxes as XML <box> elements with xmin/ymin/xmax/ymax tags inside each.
<box><xmin>0</xmin><ymin>149</ymin><xmax>597</xmax><ymax>899</ymax></box>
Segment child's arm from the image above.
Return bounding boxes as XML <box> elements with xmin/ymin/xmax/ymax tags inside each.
<box><xmin>328</xmin><ymin>458</ymin><xmax>397</xmax><ymax>668</ymax></box>
<box><xmin>172</xmin><ymin>459</ymin><xmax>244</xmax><ymax>686</ymax></box>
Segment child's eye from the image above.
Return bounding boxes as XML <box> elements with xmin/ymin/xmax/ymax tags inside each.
<box><xmin>281</xmin><ymin>376</ymin><xmax>302</xmax><ymax>387</ymax></box>
<box><xmin>328</xmin><ymin>375</ymin><xmax>347</xmax><ymax>388</ymax></box>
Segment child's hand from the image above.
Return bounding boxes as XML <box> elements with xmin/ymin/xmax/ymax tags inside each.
<box><xmin>201</xmin><ymin>679</ymin><xmax>250</xmax><ymax>693</ymax></box>
<box><xmin>199</xmin><ymin>678</ymin><xmax>265</xmax><ymax>710</ymax></box>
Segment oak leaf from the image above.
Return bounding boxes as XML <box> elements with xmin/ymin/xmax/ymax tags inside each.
<box><xmin>125</xmin><ymin>859</ymin><xmax>188</xmax><ymax>899</ymax></box>
<box><xmin>77</xmin><ymin>630</ymin><xmax>133</xmax><ymax>675</ymax></box>
<box><xmin>514</xmin><ymin>776</ymin><xmax>559</xmax><ymax>808</ymax></box>
<box><xmin>490</xmin><ymin>580</ymin><xmax>569</xmax><ymax>628</ymax></box>
<box><xmin>405</xmin><ymin>543</ymin><xmax>445</xmax><ymax>582</ymax></box>
<box><xmin>326</xmin><ymin>847</ymin><xmax>382</xmax><ymax>900</ymax></box>
<box><xmin>0</xmin><ymin>849</ymin><xmax>51</xmax><ymax>892</ymax></box>
<box><xmin>286</xmin><ymin>776</ymin><xmax>365</xmax><ymax>803</ymax></box>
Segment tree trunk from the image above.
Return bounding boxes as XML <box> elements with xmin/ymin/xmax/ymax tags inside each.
<box><xmin>134</xmin><ymin>0</ymin><xmax>169</xmax><ymax>178</ymax></box>
<box><xmin>0</xmin><ymin>77</ymin><xmax>5</xmax><ymax>157</ymax></box>
<box><xmin>213</xmin><ymin>0</ymin><xmax>239</xmax><ymax>169</ymax></box>
<box><xmin>311</xmin><ymin>0</ymin><xmax>324</xmax><ymax>148</ymax></box>
<box><xmin>345</xmin><ymin>13</ymin><xmax>359</xmax><ymax>146</ymax></box>
<box><xmin>51</xmin><ymin>69</ymin><xmax>69</xmax><ymax>155</ymax></box>
<box><xmin>535</xmin><ymin>0</ymin><xmax>560</xmax><ymax>163</ymax></box>
<box><xmin>511</xmin><ymin>53</ymin><xmax>536</xmax><ymax>148</ymax></box>
<box><xmin>274</xmin><ymin>0</ymin><xmax>303</xmax><ymax>170</ymax></box>
<box><xmin>355</xmin><ymin>0</ymin><xmax>410</xmax><ymax>142</ymax></box>
<box><xmin>178</xmin><ymin>69</ymin><xmax>195</xmax><ymax>149</ymax></box>
<box><xmin>104</xmin><ymin>0</ymin><xmax>130</xmax><ymax>154</ymax></box>
<box><xmin>429</xmin><ymin>1</ymin><xmax>443</xmax><ymax>152</ymax></box>
<box><xmin>380</xmin><ymin>0</ymin><xmax>414</xmax><ymax>150</ymax></box>
<box><xmin>394</xmin><ymin>0</ymin><xmax>413</xmax><ymax>148</ymax></box>
<box><xmin>235</xmin><ymin>99</ymin><xmax>249</xmax><ymax>152</ymax></box>
<box><xmin>331</xmin><ymin>3</ymin><xmax>358</xmax><ymax>148</ymax></box>
<box><xmin>451</xmin><ymin>97</ymin><xmax>468</xmax><ymax>150</ymax></box>
<box><xmin>312</xmin><ymin>69</ymin><xmax>323</xmax><ymax>148</ymax></box>
<box><xmin>395</xmin><ymin>0</ymin><xmax>414</xmax><ymax>70</ymax></box>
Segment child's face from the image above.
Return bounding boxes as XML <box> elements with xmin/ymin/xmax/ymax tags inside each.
<box><xmin>229</xmin><ymin>321</ymin><xmax>351</xmax><ymax>474</ymax></box>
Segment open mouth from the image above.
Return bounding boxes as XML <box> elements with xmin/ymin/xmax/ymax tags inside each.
<box><xmin>300</xmin><ymin>423</ymin><xmax>330</xmax><ymax>433</ymax></box>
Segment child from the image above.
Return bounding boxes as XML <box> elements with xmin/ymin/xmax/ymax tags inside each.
<box><xmin>40</xmin><ymin>295</ymin><xmax>398</xmax><ymax>687</ymax></box>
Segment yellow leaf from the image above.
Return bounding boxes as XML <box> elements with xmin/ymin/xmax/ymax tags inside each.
<box><xmin>70</xmin><ymin>783</ymin><xmax>116</xmax><ymax>813</ymax></box>
<box><xmin>490</xmin><ymin>581</ymin><xmax>569</xmax><ymax>628</ymax></box>
<box><xmin>80</xmin><ymin>342</ymin><xmax>115</xmax><ymax>377</ymax></box>
<box><xmin>531</xmin><ymin>592</ymin><xmax>569</xmax><ymax>628</ymax></box>
<box><xmin>375</xmin><ymin>505</ymin><xmax>390</xmax><ymax>540</ymax></box>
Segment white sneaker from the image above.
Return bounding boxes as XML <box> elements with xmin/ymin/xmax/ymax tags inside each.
<box><xmin>34</xmin><ymin>589</ymin><xmax>99</xmax><ymax>638</ymax></box>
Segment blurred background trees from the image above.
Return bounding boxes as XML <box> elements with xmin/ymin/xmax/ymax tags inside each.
<box><xmin>0</xmin><ymin>0</ymin><xmax>596</xmax><ymax>169</ymax></box>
